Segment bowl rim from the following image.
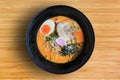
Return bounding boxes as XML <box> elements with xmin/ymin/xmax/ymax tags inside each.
<box><xmin>26</xmin><ymin>5</ymin><xmax>95</xmax><ymax>74</ymax></box>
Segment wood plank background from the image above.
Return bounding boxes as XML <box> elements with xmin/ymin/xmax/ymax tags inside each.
<box><xmin>0</xmin><ymin>0</ymin><xmax>120</xmax><ymax>80</ymax></box>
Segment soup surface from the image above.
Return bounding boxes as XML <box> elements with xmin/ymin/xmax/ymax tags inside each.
<box><xmin>37</xmin><ymin>16</ymin><xmax>84</xmax><ymax>63</ymax></box>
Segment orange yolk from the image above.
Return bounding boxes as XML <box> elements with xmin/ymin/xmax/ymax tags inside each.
<box><xmin>41</xmin><ymin>24</ymin><xmax>50</xmax><ymax>34</ymax></box>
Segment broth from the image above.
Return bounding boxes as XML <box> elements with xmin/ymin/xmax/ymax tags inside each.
<box><xmin>37</xmin><ymin>16</ymin><xmax>84</xmax><ymax>63</ymax></box>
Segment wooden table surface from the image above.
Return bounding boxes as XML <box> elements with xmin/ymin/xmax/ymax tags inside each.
<box><xmin>0</xmin><ymin>0</ymin><xmax>120</xmax><ymax>80</ymax></box>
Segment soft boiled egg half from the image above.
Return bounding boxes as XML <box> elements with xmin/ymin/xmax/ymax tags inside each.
<box><xmin>40</xmin><ymin>19</ymin><xmax>55</xmax><ymax>36</ymax></box>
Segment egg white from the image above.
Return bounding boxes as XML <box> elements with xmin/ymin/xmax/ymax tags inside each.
<box><xmin>40</xmin><ymin>19</ymin><xmax>55</xmax><ymax>36</ymax></box>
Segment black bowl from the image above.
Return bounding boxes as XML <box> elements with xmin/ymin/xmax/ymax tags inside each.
<box><xmin>26</xmin><ymin>5</ymin><xmax>95</xmax><ymax>74</ymax></box>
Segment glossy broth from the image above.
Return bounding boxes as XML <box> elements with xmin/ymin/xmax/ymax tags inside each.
<box><xmin>37</xmin><ymin>16</ymin><xmax>84</xmax><ymax>63</ymax></box>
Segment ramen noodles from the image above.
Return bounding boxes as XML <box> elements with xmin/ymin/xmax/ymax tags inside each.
<box><xmin>37</xmin><ymin>16</ymin><xmax>84</xmax><ymax>63</ymax></box>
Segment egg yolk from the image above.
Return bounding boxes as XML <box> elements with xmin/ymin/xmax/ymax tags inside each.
<box><xmin>41</xmin><ymin>24</ymin><xmax>50</xmax><ymax>34</ymax></box>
